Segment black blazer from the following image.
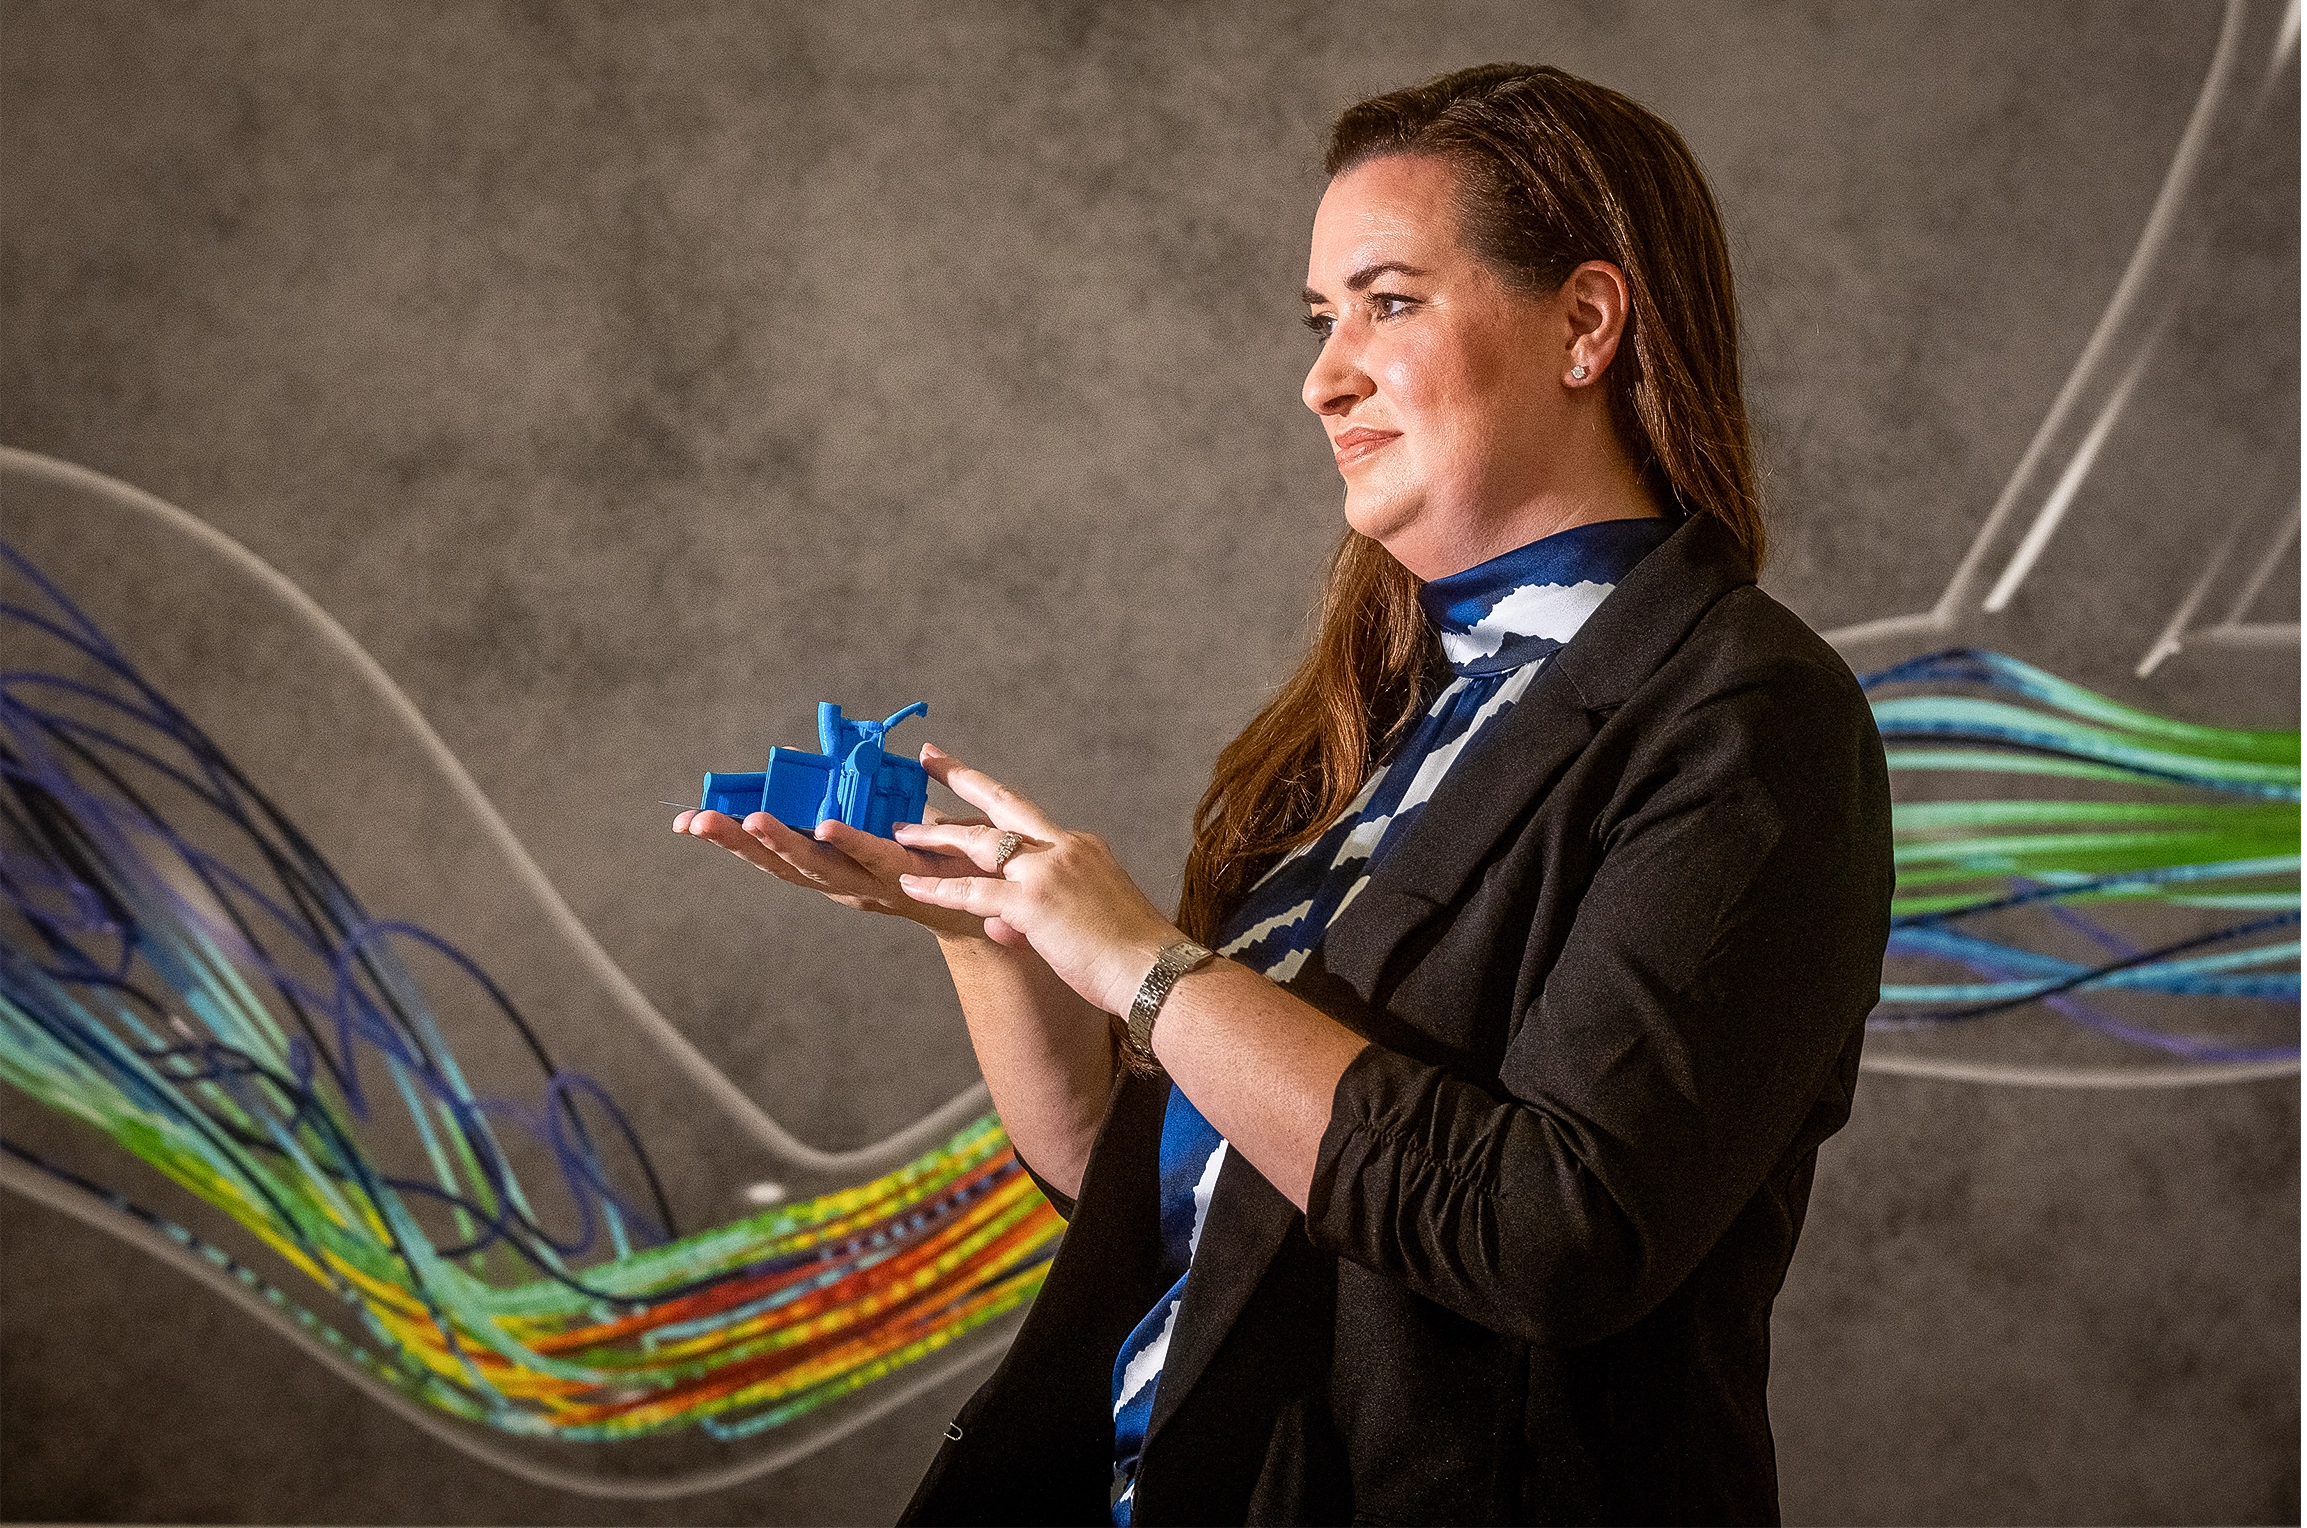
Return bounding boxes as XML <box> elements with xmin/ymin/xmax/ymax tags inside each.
<box><xmin>903</xmin><ymin>516</ymin><xmax>1894</xmax><ymax>1526</ymax></box>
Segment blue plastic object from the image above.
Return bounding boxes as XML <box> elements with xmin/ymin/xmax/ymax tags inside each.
<box><xmin>698</xmin><ymin>702</ymin><xmax>931</xmax><ymax>839</ymax></box>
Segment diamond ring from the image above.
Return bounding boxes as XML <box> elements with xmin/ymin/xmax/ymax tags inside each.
<box><xmin>991</xmin><ymin>831</ymin><xmax>1024</xmax><ymax>873</ymax></box>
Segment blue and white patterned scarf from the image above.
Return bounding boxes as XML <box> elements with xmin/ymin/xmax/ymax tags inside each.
<box><xmin>1105</xmin><ymin>516</ymin><xmax>1677</xmax><ymax>1522</ymax></box>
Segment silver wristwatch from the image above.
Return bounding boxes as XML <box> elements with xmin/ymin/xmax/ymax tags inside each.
<box><xmin>1124</xmin><ymin>939</ymin><xmax>1216</xmax><ymax>1063</ymax></box>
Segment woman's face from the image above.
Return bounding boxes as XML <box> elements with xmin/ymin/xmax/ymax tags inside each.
<box><xmin>1301</xmin><ymin>154</ymin><xmax>1625</xmax><ymax>581</ymax></box>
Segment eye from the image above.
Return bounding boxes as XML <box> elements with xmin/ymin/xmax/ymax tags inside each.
<box><xmin>1369</xmin><ymin>291</ymin><xmax>1417</xmax><ymax>321</ymax></box>
<box><xmin>1302</xmin><ymin>312</ymin><xmax>1335</xmax><ymax>342</ymax></box>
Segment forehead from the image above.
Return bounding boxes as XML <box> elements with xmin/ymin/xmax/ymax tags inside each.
<box><xmin>1307</xmin><ymin>155</ymin><xmax>1464</xmax><ymax>279</ymax></box>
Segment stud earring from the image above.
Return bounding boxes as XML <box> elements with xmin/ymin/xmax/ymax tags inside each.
<box><xmin>1570</xmin><ymin>364</ymin><xmax>1589</xmax><ymax>380</ymax></box>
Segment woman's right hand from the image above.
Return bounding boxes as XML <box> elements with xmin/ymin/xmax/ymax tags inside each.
<box><xmin>673</xmin><ymin>805</ymin><xmax>997</xmax><ymax>939</ymax></box>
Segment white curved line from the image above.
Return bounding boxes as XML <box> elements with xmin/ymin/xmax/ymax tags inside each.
<box><xmin>2218</xmin><ymin>501</ymin><xmax>2301</xmax><ymax>629</ymax></box>
<box><xmin>1929</xmin><ymin>0</ymin><xmax>2243</xmax><ymax>621</ymax></box>
<box><xmin>1861</xmin><ymin>1052</ymin><xmax>2299</xmax><ymax>1088</ymax></box>
<box><xmin>1824</xmin><ymin>0</ymin><xmax>2251</xmax><ymax>647</ymax></box>
<box><xmin>1981</xmin><ymin>344</ymin><xmax>2156</xmax><ymax>613</ymax></box>
<box><xmin>2139</xmin><ymin>508</ymin><xmax>2248</xmax><ymax>676</ymax></box>
<box><xmin>2198</xmin><ymin>624</ymin><xmax>2303</xmax><ymax>646</ymax></box>
<box><xmin>0</xmin><ymin>445</ymin><xmax>992</xmax><ymax>1176</ymax></box>
<box><xmin>2269</xmin><ymin>0</ymin><xmax>2299</xmax><ymax>86</ymax></box>
<box><xmin>2136</xmin><ymin>495</ymin><xmax>2298</xmax><ymax>676</ymax></box>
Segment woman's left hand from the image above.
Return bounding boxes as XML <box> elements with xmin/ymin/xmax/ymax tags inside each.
<box><xmin>896</xmin><ymin>744</ymin><xmax>1186</xmax><ymax>1016</ymax></box>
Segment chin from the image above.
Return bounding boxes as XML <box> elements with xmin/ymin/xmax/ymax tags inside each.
<box><xmin>1340</xmin><ymin>485</ymin><xmax>1415</xmax><ymax>547</ymax></box>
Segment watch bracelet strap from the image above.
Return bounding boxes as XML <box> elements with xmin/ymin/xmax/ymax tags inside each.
<box><xmin>1124</xmin><ymin>939</ymin><xmax>1215</xmax><ymax>1062</ymax></box>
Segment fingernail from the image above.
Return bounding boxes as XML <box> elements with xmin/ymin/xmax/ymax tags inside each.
<box><xmin>921</xmin><ymin>743</ymin><xmax>944</xmax><ymax>758</ymax></box>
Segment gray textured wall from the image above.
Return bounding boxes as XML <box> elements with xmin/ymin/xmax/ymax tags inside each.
<box><xmin>1</xmin><ymin>1</ymin><xmax>2296</xmax><ymax>1523</ymax></box>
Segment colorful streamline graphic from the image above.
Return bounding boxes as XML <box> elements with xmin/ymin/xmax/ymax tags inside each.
<box><xmin>1826</xmin><ymin>0</ymin><xmax>2297</xmax><ymax>1086</ymax></box>
<box><xmin>1861</xmin><ymin>649</ymin><xmax>2298</xmax><ymax>1067</ymax></box>
<box><xmin>0</xmin><ymin>533</ymin><xmax>1063</xmax><ymax>1451</ymax></box>
<box><xmin>0</xmin><ymin>441</ymin><xmax>2298</xmax><ymax>1496</ymax></box>
<box><xmin>3</xmin><ymin>449</ymin><xmax>1068</xmax><ymax>1501</ymax></box>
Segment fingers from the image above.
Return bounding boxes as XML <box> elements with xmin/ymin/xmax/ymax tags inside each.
<box><xmin>680</xmin><ymin>809</ymin><xmax>997</xmax><ymax>937</ymax></box>
<box><xmin>815</xmin><ymin>817</ymin><xmax>975</xmax><ymax>881</ymax></box>
<box><xmin>917</xmin><ymin>744</ymin><xmax>1062</xmax><ymax>839</ymax></box>
<box><xmin>898</xmin><ymin>870</ymin><xmax>1010</xmax><ymax>918</ymax></box>
<box><xmin>746</xmin><ymin>813</ymin><xmax>890</xmax><ymax>891</ymax></box>
<box><xmin>679</xmin><ymin>810</ymin><xmax>816</xmax><ymax>887</ymax></box>
<box><xmin>813</xmin><ymin>818</ymin><xmax>911</xmax><ymax>877</ymax></box>
<box><xmin>923</xmin><ymin>806</ymin><xmax>992</xmax><ymax>829</ymax></box>
<box><xmin>679</xmin><ymin>808</ymin><xmax>754</xmax><ymax>854</ymax></box>
<box><xmin>684</xmin><ymin>809</ymin><xmax>865</xmax><ymax>893</ymax></box>
<box><xmin>891</xmin><ymin>818</ymin><xmax>1035</xmax><ymax>873</ymax></box>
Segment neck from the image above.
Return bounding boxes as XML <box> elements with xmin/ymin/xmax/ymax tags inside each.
<box><xmin>1383</xmin><ymin>392</ymin><xmax>1666</xmax><ymax>581</ymax></box>
<box><xmin>1389</xmin><ymin>463</ymin><xmax>1663</xmax><ymax>581</ymax></box>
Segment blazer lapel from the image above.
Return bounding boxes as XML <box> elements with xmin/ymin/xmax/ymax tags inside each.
<box><xmin>1323</xmin><ymin>512</ymin><xmax>1758</xmax><ymax>991</ymax></box>
<box><xmin>1319</xmin><ymin>672</ymin><xmax>1597</xmax><ymax>998</ymax></box>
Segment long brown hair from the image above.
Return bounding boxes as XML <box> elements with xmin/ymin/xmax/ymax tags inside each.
<box><xmin>1176</xmin><ymin>63</ymin><xmax>1762</xmax><ymax>945</ymax></box>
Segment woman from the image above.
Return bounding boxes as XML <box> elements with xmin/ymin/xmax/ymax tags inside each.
<box><xmin>679</xmin><ymin>63</ymin><xmax>1890</xmax><ymax>1526</ymax></box>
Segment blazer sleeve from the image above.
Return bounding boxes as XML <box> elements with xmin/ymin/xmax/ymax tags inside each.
<box><xmin>1016</xmin><ymin>1153</ymin><xmax>1077</xmax><ymax>1221</ymax></box>
<box><xmin>1301</xmin><ymin>650</ymin><xmax>1892</xmax><ymax>1348</ymax></box>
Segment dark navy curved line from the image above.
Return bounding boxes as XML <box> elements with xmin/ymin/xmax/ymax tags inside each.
<box><xmin>1878</xmin><ymin>909</ymin><xmax>2299</xmax><ymax>1024</ymax></box>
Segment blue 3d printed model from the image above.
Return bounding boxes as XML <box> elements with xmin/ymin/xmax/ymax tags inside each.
<box><xmin>698</xmin><ymin>702</ymin><xmax>931</xmax><ymax>839</ymax></box>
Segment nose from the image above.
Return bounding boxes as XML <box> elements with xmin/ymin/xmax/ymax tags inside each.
<box><xmin>1302</xmin><ymin>330</ymin><xmax>1374</xmax><ymax>418</ymax></box>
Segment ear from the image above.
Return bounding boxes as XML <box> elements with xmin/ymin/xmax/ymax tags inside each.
<box><xmin>1560</xmin><ymin>260</ymin><xmax>1631</xmax><ymax>387</ymax></box>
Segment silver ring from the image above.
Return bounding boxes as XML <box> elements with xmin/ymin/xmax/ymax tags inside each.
<box><xmin>991</xmin><ymin>831</ymin><xmax>1024</xmax><ymax>873</ymax></box>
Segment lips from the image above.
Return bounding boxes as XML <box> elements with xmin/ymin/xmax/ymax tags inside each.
<box><xmin>1331</xmin><ymin>426</ymin><xmax>1400</xmax><ymax>467</ymax></box>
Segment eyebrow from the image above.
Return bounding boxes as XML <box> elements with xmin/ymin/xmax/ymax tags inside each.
<box><xmin>1302</xmin><ymin>260</ymin><xmax>1429</xmax><ymax>306</ymax></box>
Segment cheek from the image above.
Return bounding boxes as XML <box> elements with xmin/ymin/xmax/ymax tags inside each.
<box><xmin>1378</xmin><ymin>344</ymin><xmax>1485</xmax><ymax>470</ymax></box>
<box><xmin>1376</xmin><ymin>340</ymin><xmax>1472</xmax><ymax>445</ymax></box>
<box><xmin>1377</xmin><ymin>341</ymin><xmax>1445</xmax><ymax>413</ymax></box>
<box><xmin>1435</xmin><ymin>329</ymin><xmax>1554</xmax><ymax>453</ymax></box>
<box><xmin>1384</xmin><ymin>323</ymin><xmax>1513</xmax><ymax>415</ymax></box>
<box><xmin>1378</xmin><ymin>353</ymin><xmax>1423</xmax><ymax>402</ymax></box>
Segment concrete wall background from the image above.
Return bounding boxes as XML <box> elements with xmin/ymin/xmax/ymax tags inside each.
<box><xmin>0</xmin><ymin>1</ymin><xmax>2295</xmax><ymax>1522</ymax></box>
